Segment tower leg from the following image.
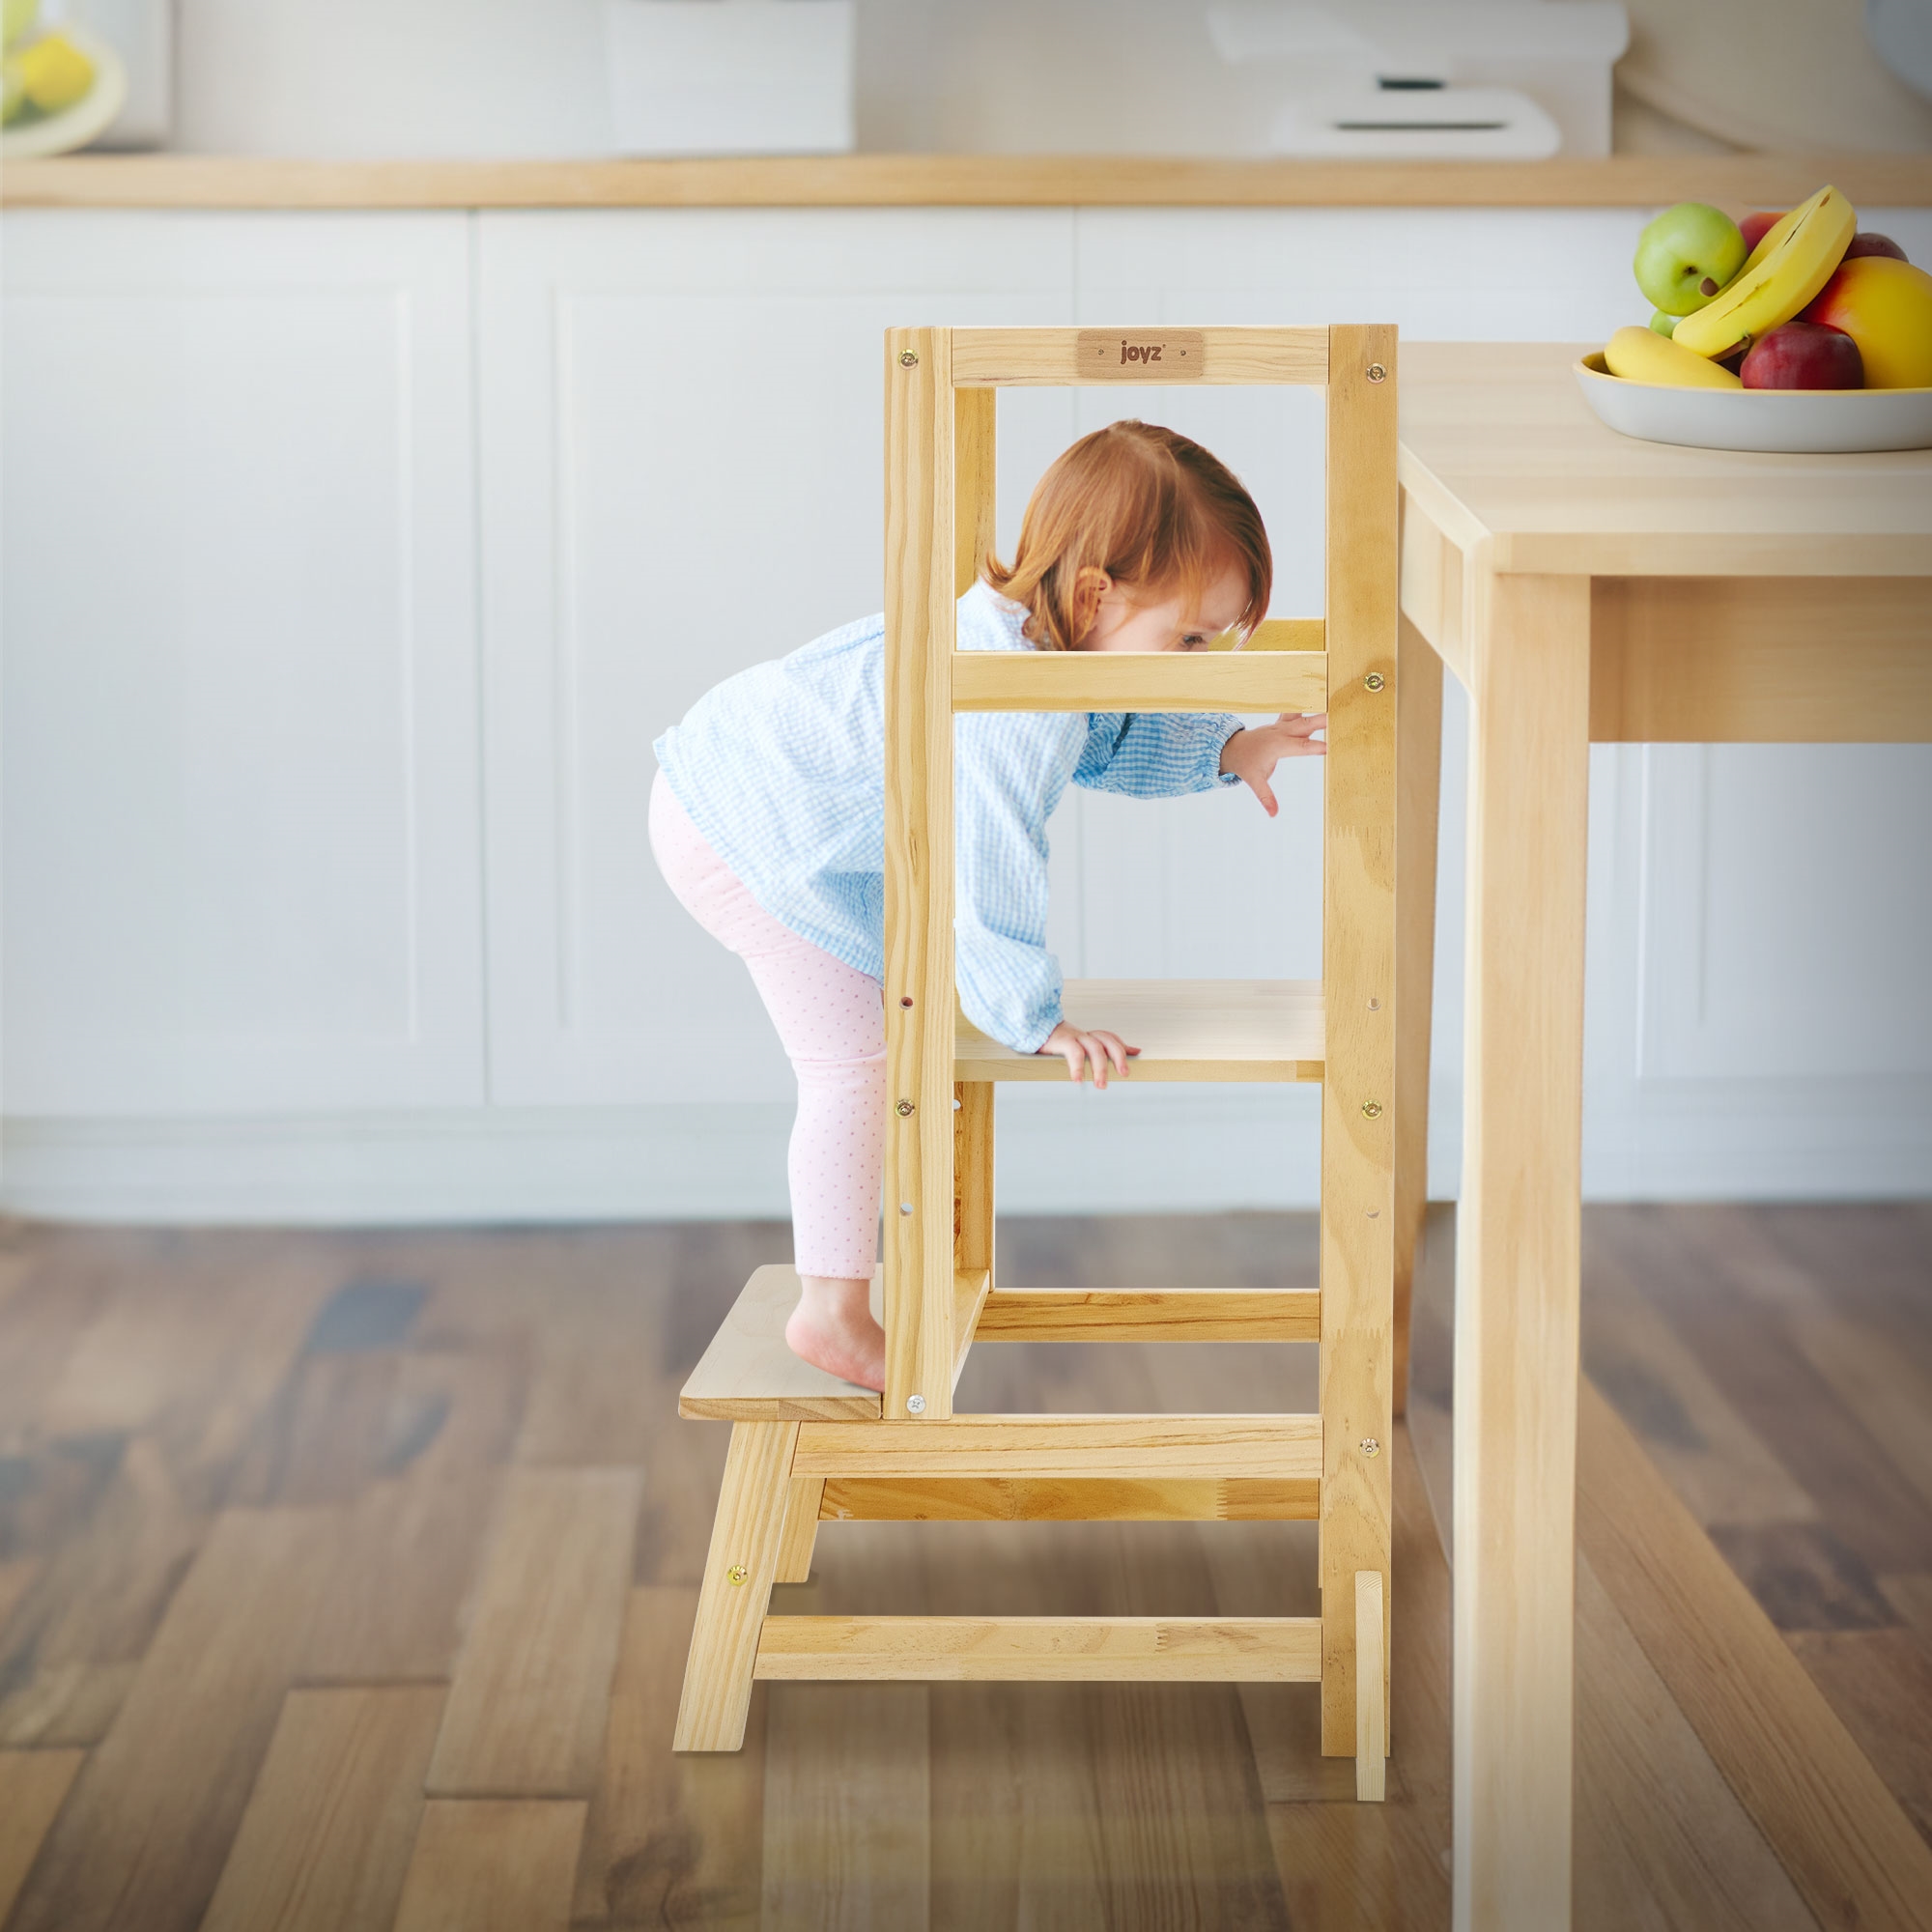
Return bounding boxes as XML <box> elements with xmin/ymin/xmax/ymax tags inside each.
<box><xmin>774</xmin><ymin>1476</ymin><xmax>824</xmax><ymax>1583</ymax></box>
<box><xmin>674</xmin><ymin>1421</ymin><xmax>799</xmax><ymax>1751</ymax></box>
<box><xmin>1393</xmin><ymin>612</ymin><xmax>1444</xmax><ymax>1419</ymax></box>
<box><xmin>1355</xmin><ymin>1569</ymin><xmax>1388</xmax><ymax>1802</ymax></box>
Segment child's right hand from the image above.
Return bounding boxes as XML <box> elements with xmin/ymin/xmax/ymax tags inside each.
<box><xmin>1220</xmin><ymin>712</ymin><xmax>1327</xmax><ymax>817</ymax></box>
<box><xmin>1037</xmin><ymin>1021</ymin><xmax>1140</xmax><ymax>1088</ymax></box>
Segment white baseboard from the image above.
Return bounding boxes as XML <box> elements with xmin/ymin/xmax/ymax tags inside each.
<box><xmin>2</xmin><ymin>1076</ymin><xmax>1924</xmax><ymax>1226</ymax></box>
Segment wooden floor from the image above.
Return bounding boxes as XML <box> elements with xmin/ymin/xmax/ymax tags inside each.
<box><xmin>0</xmin><ymin>1204</ymin><xmax>1928</xmax><ymax>1930</ymax></box>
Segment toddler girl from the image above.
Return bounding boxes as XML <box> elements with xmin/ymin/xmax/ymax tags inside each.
<box><xmin>651</xmin><ymin>420</ymin><xmax>1325</xmax><ymax>1391</ymax></box>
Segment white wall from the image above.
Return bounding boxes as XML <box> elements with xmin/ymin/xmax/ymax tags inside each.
<box><xmin>3</xmin><ymin>202</ymin><xmax>1929</xmax><ymax>1223</ymax></box>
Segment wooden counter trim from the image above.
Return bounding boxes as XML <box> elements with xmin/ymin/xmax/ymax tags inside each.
<box><xmin>8</xmin><ymin>152</ymin><xmax>1932</xmax><ymax>211</ymax></box>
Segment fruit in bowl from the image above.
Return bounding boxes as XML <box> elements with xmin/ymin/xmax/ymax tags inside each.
<box><xmin>1738</xmin><ymin>212</ymin><xmax>1784</xmax><ymax>253</ymax></box>
<box><xmin>1673</xmin><ymin>185</ymin><xmax>1858</xmax><ymax>359</ymax></box>
<box><xmin>1740</xmin><ymin>322</ymin><xmax>1863</xmax><ymax>389</ymax></box>
<box><xmin>1802</xmin><ymin>256</ymin><xmax>1932</xmax><ymax>389</ymax></box>
<box><xmin>1844</xmin><ymin>233</ymin><xmax>1909</xmax><ymax>264</ymax></box>
<box><xmin>2</xmin><ymin>28</ymin><xmax>93</xmax><ymax>122</ymax></box>
<box><xmin>1634</xmin><ymin>203</ymin><xmax>1748</xmax><ymax>315</ymax></box>
<box><xmin>1605</xmin><ymin>325</ymin><xmax>1741</xmax><ymax>389</ymax></box>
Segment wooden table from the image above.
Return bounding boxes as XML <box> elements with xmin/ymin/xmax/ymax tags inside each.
<box><xmin>1393</xmin><ymin>343</ymin><xmax>1932</xmax><ymax>1932</ymax></box>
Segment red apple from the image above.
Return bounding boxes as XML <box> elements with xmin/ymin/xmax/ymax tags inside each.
<box><xmin>1738</xmin><ymin>211</ymin><xmax>1784</xmax><ymax>253</ymax></box>
<box><xmin>1740</xmin><ymin>321</ymin><xmax>1863</xmax><ymax>389</ymax></box>
<box><xmin>1843</xmin><ymin>232</ymin><xmax>1909</xmax><ymax>263</ymax></box>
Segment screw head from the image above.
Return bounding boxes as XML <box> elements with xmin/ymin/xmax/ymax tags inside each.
<box><xmin>899</xmin><ymin>349</ymin><xmax>920</xmax><ymax>367</ymax></box>
<box><xmin>1361</xmin><ymin>1099</ymin><xmax>1384</xmax><ymax>1120</ymax></box>
<box><xmin>726</xmin><ymin>1564</ymin><xmax>749</xmax><ymax>1585</ymax></box>
<box><xmin>1366</xmin><ymin>362</ymin><xmax>1387</xmax><ymax>384</ymax></box>
<box><xmin>1364</xmin><ymin>671</ymin><xmax>1385</xmax><ymax>692</ymax></box>
<box><xmin>898</xmin><ymin>1202</ymin><xmax>913</xmax><ymax>1215</ymax></box>
<box><xmin>1360</xmin><ymin>1436</ymin><xmax>1381</xmax><ymax>1458</ymax></box>
<box><xmin>895</xmin><ymin>1098</ymin><xmax>915</xmax><ymax>1117</ymax></box>
<box><xmin>906</xmin><ymin>1393</ymin><xmax>927</xmax><ymax>1414</ymax></box>
<box><xmin>1368</xmin><ymin>998</ymin><xmax>1380</xmax><ymax>1011</ymax></box>
<box><xmin>900</xmin><ymin>995</ymin><xmax>914</xmax><ymax>1007</ymax></box>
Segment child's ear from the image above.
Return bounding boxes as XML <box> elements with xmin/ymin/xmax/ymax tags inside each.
<box><xmin>1068</xmin><ymin>566</ymin><xmax>1112</xmax><ymax>644</ymax></box>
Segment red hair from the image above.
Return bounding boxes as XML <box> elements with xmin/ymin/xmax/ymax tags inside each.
<box><xmin>981</xmin><ymin>420</ymin><xmax>1271</xmax><ymax>651</ymax></box>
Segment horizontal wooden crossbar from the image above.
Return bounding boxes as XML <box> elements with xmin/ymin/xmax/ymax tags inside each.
<box><xmin>950</xmin><ymin>327</ymin><xmax>1330</xmax><ymax>388</ymax></box>
<box><xmin>973</xmin><ymin>1286</ymin><xmax>1321</xmax><ymax>1343</ymax></box>
<box><xmin>951</xmin><ymin>650</ymin><xmax>1326</xmax><ymax>714</ymax></box>
<box><xmin>754</xmin><ymin>1615</ymin><xmax>1325</xmax><ymax>1681</ymax></box>
<box><xmin>817</xmin><ymin>1475</ymin><xmax>1319</xmax><ymax>1521</ymax></box>
<box><xmin>791</xmin><ymin>1414</ymin><xmax>1321</xmax><ymax>1480</ymax></box>
<box><xmin>956</xmin><ymin>980</ymin><xmax>1323</xmax><ymax>1085</ymax></box>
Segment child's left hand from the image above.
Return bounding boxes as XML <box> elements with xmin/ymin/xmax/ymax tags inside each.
<box><xmin>1220</xmin><ymin>713</ymin><xmax>1327</xmax><ymax>818</ymax></box>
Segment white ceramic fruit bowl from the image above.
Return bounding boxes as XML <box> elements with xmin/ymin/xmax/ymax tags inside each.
<box><xmin>1576</xmin><ymin>353</ymin><xmax>1932</xmax><ymax>454</ymax></box>
<box><xmin>0</xmin><ymin>27</ymin><xmax>127</xmax><ymax>160</ymax></box>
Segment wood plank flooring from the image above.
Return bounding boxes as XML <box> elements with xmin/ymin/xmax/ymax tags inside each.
<box><xmin>0</xmin><ymin>1205</ymin><xmax>1925</xmax><ymax>1928</ymax></box>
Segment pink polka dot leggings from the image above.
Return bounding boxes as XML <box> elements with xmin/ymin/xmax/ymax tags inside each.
<box><xmin>650</xmin><ymin>769</ymin><xmax>884</xmax><ymax>1280</ymax></box>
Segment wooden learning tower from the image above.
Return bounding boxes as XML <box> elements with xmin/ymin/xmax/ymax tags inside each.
<box><xmin>675</xmin><ymin>323</ymin><xmax>1405</xmax><ymax>1801</ymax></box>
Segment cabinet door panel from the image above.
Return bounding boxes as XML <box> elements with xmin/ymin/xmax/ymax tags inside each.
<box><xmin>478</xmin><ymin>210</ymin><xmax>1074</xmax><ymax>1105</ymax></box>
<box><xmin>1</xmin><ymin>213</ymin><xmax>484</xmax><ymax>1115</ymax></box>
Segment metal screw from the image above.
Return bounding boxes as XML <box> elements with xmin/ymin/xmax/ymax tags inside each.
<box><xmin>1364</xmin><ymin>672</ymin><xmax>1385</xmax><ymax>692</ymax></box>
<box><xmin>1368</xmin><ymin>998</ymin><xmax>1380</xmax><ymax>1011</ymax></box>
<box><xmin>1366</xmin><ymin>362</ymin><xmax>1387</xmax><ymax>384</ymax></box>
<box><xmin>726</xmin><ymin>1564</ymin><xmax>749</xmax><ymax>1585</ymax></box>
<box><xmin>899</xmin><ymin>1202</ymin><xmax>913</xmax><ymax>1215</ymax></box>
<box><xmin>952</xmin><ymin>1096</ymin><xmax>962</xmax><ymax>1111</ymax></box>
<box><xmin>1361</xmin><ymin>1100</ymin><xmax>1383</xmax><ymax>1120</ymax></box>
<box><xmin>899</xmin><ymin>349</ymin><xmax>919</xmax><ymax>367</ymax></box>
<box><xmin>1360</xmin><ymin>1436</ymin><xmax>1381</xmax><ymax>1458</ymax></box>
<box><xmin>896</xmin><ymin>1099</ymin><xmax>915</xmax><ymax>1117</ymax></box>
<box><xmin>906</xmin><ymin>1393</ymin><xmax>927</xmax><ymax>1414</ymax></box>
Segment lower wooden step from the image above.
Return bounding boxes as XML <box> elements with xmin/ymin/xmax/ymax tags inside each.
<box><xmin>753</xmin><ymin>1614</ymin><xmax>1323</xmax><ymax>1682</ymax></box>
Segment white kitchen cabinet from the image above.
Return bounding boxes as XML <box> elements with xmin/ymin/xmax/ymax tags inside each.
<box><xmin>1</xmin><ymin>201</ymin><xmax>1924</xmax><ymax>1217</ymax></box>
<box><xmin>475</xmin><ymin>209</ymin><xmax>1079</xmax><ymax>1106</ymax></box>
<box><xmin>1</xmin><ymin>213</ymin><xmax>485</xmax><ymax>1116</ymax></box>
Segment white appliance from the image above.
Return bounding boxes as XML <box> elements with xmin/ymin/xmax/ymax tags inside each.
<box><xmin>605</xmin><ymin>0</ymin><xmax>855</xmax><ymax>157</ymax></box>
<box><xmin>1208</xmin><ymin>2</ymin><xmax>1630</xmax><ymax>158</ymax></box>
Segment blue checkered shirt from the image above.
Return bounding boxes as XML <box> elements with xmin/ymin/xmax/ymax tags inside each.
<box><xmin>654</xmin><ymin>582</ymin><xmax>1244</xmax><ymax>1053</ymax></box>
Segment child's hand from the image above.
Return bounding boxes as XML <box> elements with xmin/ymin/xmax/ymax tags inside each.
<box><xmin>1220</xmin><ymin>713</ymin><xmax>1326</xmax><ymax>818</ymax></box>
<box><xmin>1037</xmin><ymin>1021</ymin><xmax>1141</xmax><ymax>1088</ymax></box>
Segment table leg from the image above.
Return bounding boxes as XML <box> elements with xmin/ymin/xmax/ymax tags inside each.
<box><xmin>1453</xmin><ymin>572</ymin><xmax>1591</xmax><ymax>1932</ymax></box>
<box><xmin>1393</xmin><ymin>614</ymin><xmax>1444</xmax><ymax>1419</ymax></box>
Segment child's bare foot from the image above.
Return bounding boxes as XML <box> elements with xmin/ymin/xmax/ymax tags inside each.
<box><xmin>785</xmin><ymin>1276</ymin><xmax>886</xmax><ymax>1391</ymax></box>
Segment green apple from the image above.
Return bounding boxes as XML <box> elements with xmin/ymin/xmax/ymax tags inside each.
<box><xmin>1648</xmin><ymin>309</ymin><xmax>1678</xmax><ymax>337</ymax></box>
<box><xmin>1634</xmin><ymin>203</ymin><xmax>1748</xmax><ymax>316</ymax></box>
<box><xmin>3</xmin><ymin>0</ymin><xmax>39</xmax><ymax>52</ymax></box>
<box><xmin>1</xmin><ymin>53</ymin><xmax>22</xmax><ymax>125</ymax></box>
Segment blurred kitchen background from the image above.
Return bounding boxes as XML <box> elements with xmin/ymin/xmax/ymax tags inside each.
<box><xmin>23</xmin><ymin>0</ymin><xmax>1932</xmax><ymax>158</ymax></box>
<box><xmin>2</xmin><ymin>0</ymin><xmax>1929</xmax><ymax>1227</ymax></box>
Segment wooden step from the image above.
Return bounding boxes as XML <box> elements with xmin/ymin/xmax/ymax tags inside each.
<box><xmin>956</xmin><ymin>979</ymin><xmax>1323</xmax><ymax>1083</ymax></box>
<box><xmin>679</xmin><ymin>1265</ymin><xmax>989</xmax><ymax>1422</ymax></box>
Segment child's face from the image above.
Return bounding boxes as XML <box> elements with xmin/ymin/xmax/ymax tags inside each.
<box><xmin>1075</xmin><ymin>560</ymin><xmax>1250</xmax><ymax>653</ymax></box>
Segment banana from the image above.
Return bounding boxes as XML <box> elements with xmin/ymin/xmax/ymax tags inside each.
<box><xmin>1603</xmin><ymin>324</ymin><xmax>1743</xmax><ymax>388</ymax></box>
<box><xmin>1673</xmin><ymin>185</ymin><xmax>1856</xmax><ymax>359</ymax></box>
